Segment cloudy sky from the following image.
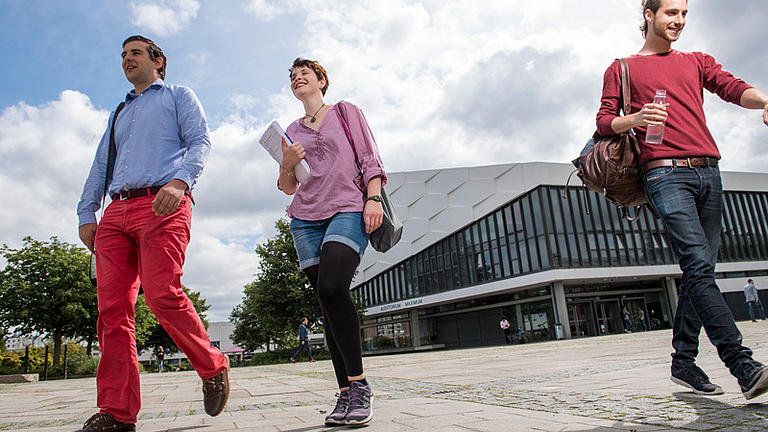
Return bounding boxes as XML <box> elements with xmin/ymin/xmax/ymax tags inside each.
<box><xmin>1</xmin><ymin>0</ymin><xmax>766</xmax><ymax>322</ymax></box>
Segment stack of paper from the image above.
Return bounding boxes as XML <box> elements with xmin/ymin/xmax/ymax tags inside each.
<box><xmin>258</xmin><ymin>121</ymin><xmax>310</xmax><ymax>183</ymax></box>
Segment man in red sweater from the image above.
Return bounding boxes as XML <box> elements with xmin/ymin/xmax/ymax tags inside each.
<box><xmin>596</xmin><ymin>0</ymin><xmax>768</xmax><ymax>400</ymax></box>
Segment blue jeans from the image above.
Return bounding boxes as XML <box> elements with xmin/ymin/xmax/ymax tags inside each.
<box><xmin>290</xmin><ymin>212</ymin><xmax>369</xmax><ymax>270</ymax></box>
<box><xmin>292</xmin><ymin>340</ymin><xmax>313</xmax><ymax>360</ymax></box>
<box><xmin>644</xmin><ymin>164</ymin><xmax>752</xmax><ymax>372</ymax></box>
<box><xmin>748</xmin><ymin>301</ymin><xmax>766</xmax><ymax>321</ymax></box>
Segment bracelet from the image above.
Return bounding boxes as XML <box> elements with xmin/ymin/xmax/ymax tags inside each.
<box><xmin>280</xmin><ymin>165</ymin><xmax>295</xmax><ymax>177</ymax></box>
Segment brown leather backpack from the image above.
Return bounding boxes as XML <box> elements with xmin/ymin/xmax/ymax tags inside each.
<box><xmin>569</xmin><ymin>58</ymin><xmax>648</xmax><ymax>221</ymax></box>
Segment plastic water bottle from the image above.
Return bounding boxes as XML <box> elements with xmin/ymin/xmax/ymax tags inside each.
<box><xmin>645</xmin><ymin>89</ymin><xmax>667</xmax><ymax>144</ymax></box>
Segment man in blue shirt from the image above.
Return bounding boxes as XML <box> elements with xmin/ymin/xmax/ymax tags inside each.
<box><xmin>76</xmin><ymin>35</ymin><xmax>228</xmax><ymax>432</ymax></box>
<box><xmin>290</xmin><ymin>317</ymin><xmax>316</xmax><ymax>363</ymax></box>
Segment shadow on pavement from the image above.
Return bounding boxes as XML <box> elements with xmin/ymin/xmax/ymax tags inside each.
<box><xmin>672</xmin><ymin>392</ymin><xmax>768</xmax><ymax>429</ymax></box>
<box><xmin>567</xmin><ymin>392</ymin><xmax>768</xmax><ymax>431</ymax></box>
<box><xmin>164</xmin><ymin>427</ymin><xmax>211</xmax><ymax>432</ymax></box>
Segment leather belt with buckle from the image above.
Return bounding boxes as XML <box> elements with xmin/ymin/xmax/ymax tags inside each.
<box><xmin>111</xmin><ymin>186</ymin><xmax>192</xmax><ymax>201</ymax></box>
<box><xmin>640</xmin><ymin>157</ymin><xmax>718</xmax><ymax>174</ymax></box>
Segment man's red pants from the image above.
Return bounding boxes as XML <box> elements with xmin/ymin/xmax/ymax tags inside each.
<box><xmin>93</xmin><ymin>196</ymin><xmax>227</xmax><ymax>424</ymax></box>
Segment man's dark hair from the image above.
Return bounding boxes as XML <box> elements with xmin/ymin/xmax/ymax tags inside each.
<box><xmin>289</xmin><ymin>58</ymin><xmax>329</xmax><ymax>95</ymax></box>
<box><xmin>749</xmin><ymin>279</ymin><xmax>754</xmax><ymax>283</ymax></box>
<box><xmin>639</xmin><ymin>0</ymin><xmax>664</xmax><ymax>39</ymax></box>
<box><xmin>123</xmin><ymin>35</ymin><xmax>167</xmax><ymax>80</ymax></box>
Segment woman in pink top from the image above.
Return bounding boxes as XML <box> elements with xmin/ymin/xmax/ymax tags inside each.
<box><xmin>278</xmin><ymin>58</ymin><xmax>387</xmax><ymax>426</ymax></box>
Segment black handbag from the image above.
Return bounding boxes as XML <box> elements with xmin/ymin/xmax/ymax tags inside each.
<box><xmin>89</xmin><ymin>102</ymin><xmax>126</xmax><ymax>286</ymax></box>
<box><xmin>334</xmin><ymin>102</ymin><xmax>403</xmax><ymax>253</ymax></box>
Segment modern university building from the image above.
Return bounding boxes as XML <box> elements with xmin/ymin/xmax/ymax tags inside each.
<box><xmin>351</xmin><ymin>162</ymin><xmax>768</xmax><ymax>352</ymax></box>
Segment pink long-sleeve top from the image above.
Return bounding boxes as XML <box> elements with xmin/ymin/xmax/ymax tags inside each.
<box><xmin>596</xmin><ymin>50</ymin><xmax>752</xmax><ymax>166</ymax></box>
<box><xmin>284</xmin><ymin>101</ymin><xmax>387</xmax><ymax>220</ymax></box>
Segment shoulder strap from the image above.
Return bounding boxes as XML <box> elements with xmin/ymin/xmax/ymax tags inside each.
<box><xmin>104</xmin><ymin>101</ymin><xmax>126</xmax><ymax>198</ymax></box>
<box><xmin>618</xmin><ymin>58</ymin><xmax>641</xmax><ymax>155</ymax></box>
<box><xmin>619</xmin><ymin>58</ymin><xmax>631</xmax><ymax>116</ymax></box>
<box><xmin>334</xmin><ymin>102</ymin><xmax>361</xmax><ymax>169</ymax></box>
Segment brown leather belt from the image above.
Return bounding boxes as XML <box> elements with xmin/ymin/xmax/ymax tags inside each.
<box><xmin>640</xmin><ymin>157</ymin><xmax>718</xmax><ymax>174</ymax></box>
<box><xmin>112</xmin><ymin>186</ymin><xmax>192</xmax><ymax>201</ymax></box>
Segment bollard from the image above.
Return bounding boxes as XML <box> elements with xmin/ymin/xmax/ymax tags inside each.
<box><xmin>24</xmin><ymin>346</ymin><xmax>29</xmax><ymax>374</ymax></box>
<box><xmin>43</xmin><ymin>345</ymin><xmax>49</xmax><ymax>380</ymax></box>
<box><xmin>63</xmin><ymin>344</ymin><xmax>69</xmax><ymax>380</ymax></box>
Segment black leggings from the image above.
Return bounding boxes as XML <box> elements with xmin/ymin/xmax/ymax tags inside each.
<box><xmin>303</xmin><ymin>241</ymin><xmax>363</xmax><ymax>389</ymax></box>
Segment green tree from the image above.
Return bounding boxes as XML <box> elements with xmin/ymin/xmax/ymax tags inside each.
<box><xmin>134</xmin><ymin>285</ymin><xmax>210</xmax><ymax>355</ymax></box>
<box><xmin>231</xmin><ymin>218</ymin><xmax>321</xmax><ymax>351</ymax></box>
<box><xmin>0</xmin><ymin>237</ymin><xmax>97</xmax><ymax>365</ymax></box>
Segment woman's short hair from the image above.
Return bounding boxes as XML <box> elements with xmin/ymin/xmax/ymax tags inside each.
<box><xmin>289</xmin><ymin>58</ymin><xmax>329</xmax><ymax>95</ymax></box>
<box><xmin>639</xmin><ymin>0</ymin><xmax>664</xmax><ymax>39</ymax></box>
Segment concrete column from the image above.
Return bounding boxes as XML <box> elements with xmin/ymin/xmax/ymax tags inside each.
<box><xmin>664</xmin><ymin>276</ymin><xmax>679</xmax><ymax>321</ymax></box>
<box><xmin>552</xmin><ymin>281</ymin><xmax>571</xmax><ymax>339</ymax></box>
<box><xmin>410</xmin><ymin>309</ymin><xmax>421</xmax><ymax>347</ymax></box>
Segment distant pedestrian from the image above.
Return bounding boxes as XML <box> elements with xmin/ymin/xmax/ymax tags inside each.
<box><xmin>637</xmin><ymin>307</ymin><xmax>648</xmax><ymax>331</ymax></box>
<box><xmin>156</xmin><ymin>346</ymin><xmax>165</xmax><ymax>373</ymax></box>
<box><xmin>500</xmin><ymin>317</ymin><xmax>511</xmax><ymax>344</ymax></box>
<box><xmin>744</xmin><ymin>279</ymin><xmax>766</xmax><ymax>322</ymax></box>
<box><xmin>622</xmin><ymin>305</ymin><xmax>632</xmax><ymax>333</ymax></box>
<box><xmin>290</xmin><ymin>317</ymin><xmax>316</xmax><ymax>363</ymax></box>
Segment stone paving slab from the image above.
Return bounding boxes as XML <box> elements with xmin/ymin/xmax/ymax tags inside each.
<box><xmin>2</xmin><ymin>322</ymin><xmax>768</xmax><ymax>431</ymax></box>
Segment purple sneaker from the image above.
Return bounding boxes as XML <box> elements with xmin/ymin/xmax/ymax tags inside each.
<box><xmin>344</xmin><ymin>381</ymin><xmax>373</xmax><ymax>425</ymax></box>
<box><xmin>324</xmin><ymin>390</ymin><xmax>350</xmax><ymax>426</ymax></box>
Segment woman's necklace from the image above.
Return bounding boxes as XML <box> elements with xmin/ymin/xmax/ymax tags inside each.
<box><xmin>305</xmin><ymin>103</ymin><xmax>326</xmax><ymax>123</ymax></box>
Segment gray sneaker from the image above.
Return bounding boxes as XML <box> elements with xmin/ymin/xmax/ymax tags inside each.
<box><xmin>324</xmin><ymin>390</ymin><xmax>350</xmax><ymax>426</ymax></box>
<box><xmin>344</xmin><ymin>381</ymin><xmax>373</xmax><ymax>425</ymax></box>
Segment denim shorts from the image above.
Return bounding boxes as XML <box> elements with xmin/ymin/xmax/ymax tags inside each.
<box><xmin>289</xmin><ymin>212</ymin><xmax>369</xmax><ymax>270</ymax></box>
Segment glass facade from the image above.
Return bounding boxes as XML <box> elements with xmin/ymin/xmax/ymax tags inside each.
<box><xmin>415</xmin><ymin>287</ymin><xmax>554</xmax><ymax>349</ymax></box>
<box><xmin>354</xmin><ymin>186</ymin><xmax>768</xmax><ymax>308</ymax></box>
<box><xmin>361</xmin><ymin>313</ymin><xmax>412</xmax><ymax>352</ymax></box>
<box><xmin>564</xmin><ymin>281</ymin><xmax>671</xmax><ymax>337</ymax></box>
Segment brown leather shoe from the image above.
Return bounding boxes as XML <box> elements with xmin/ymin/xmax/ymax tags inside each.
<box><xmin>77</xmin><ymin>413</ymin><xmax>135</xmax><ymax>431</ymax></box>
<box><xmin>202</xmin><ymin>357</ymin><xmax>230</xmax><ymax>416</ymax></box>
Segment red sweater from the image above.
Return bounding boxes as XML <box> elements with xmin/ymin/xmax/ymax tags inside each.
<box><xmin>596</xmin><ymin>50</ymin><xmax>752</xmax><ymax>166</ymax></box>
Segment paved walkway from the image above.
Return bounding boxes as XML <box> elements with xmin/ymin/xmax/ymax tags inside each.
<box><xmin>2</xmin><ymin>322</ymin><xmax>768</xmax><ymax>431</ymax></box>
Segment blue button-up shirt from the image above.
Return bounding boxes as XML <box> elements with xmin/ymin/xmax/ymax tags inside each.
<box><xmin>77</xmin><ymin>80</ymin><xmax>211</xmax><ymax>226</ymax></box>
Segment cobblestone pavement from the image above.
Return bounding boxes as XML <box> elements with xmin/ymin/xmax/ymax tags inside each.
<box><xmin>2</xmin><ymin>322</ymin><xmax>768</xmax><ymax>431</ymax></box>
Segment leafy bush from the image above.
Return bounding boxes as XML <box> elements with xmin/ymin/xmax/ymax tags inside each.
<box><xmin>0</xmin><ymin>346</ymin><xmax>46</xmax><ymax>375</ymax></box>
<box><xmin>46</xmin><ymin>342</ymin><xmax>98</xmax><ymax>377</ymax></box>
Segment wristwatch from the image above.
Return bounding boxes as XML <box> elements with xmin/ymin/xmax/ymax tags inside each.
<box><xmin>366</xmin><ymin>195</ymin><xmax>382</xmax><ymax>203</ymax></box>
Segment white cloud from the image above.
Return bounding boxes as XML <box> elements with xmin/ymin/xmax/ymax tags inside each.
<box><xmin>0</xmin><ymin>91</ymin><xmax>106</xmax><ymax>246</ymax></box>
<box><xmin>244</xmin><ymin>0</ymin><xmax>305</xmax><ymax>21</ymax></box>
<box><xmin>130</xmin><ymin>0</ymin><xmax>200</xmax><ymax>37</ymax></box>
<box><xmin>3</xmin><ymin>1</ymin><xmax>767</xmax><ymax>322</ymax></box>
<box><xmin>251</xmin><ymin>0</ymin><xmax>767</xmax><ymax>175</ymax></box>
<box><xmin>0</xmin><ymin>92</ymin><xmax>290</xmax><ymax>322</ymax></box>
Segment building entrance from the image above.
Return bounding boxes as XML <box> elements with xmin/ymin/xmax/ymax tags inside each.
<box><xmin>568</xmin><ymin>300</ymin><xmax>597</xmax><ymax>337</ymax></box>
<box><xmin>596</xmin><ymin>299</ymin><xmax>622</xmax><ymax>335</ymax></box>
<box><xmin>622</xmin><ymin>297</ymin><xmax>649</xmax><ymax>332</ymax></box>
